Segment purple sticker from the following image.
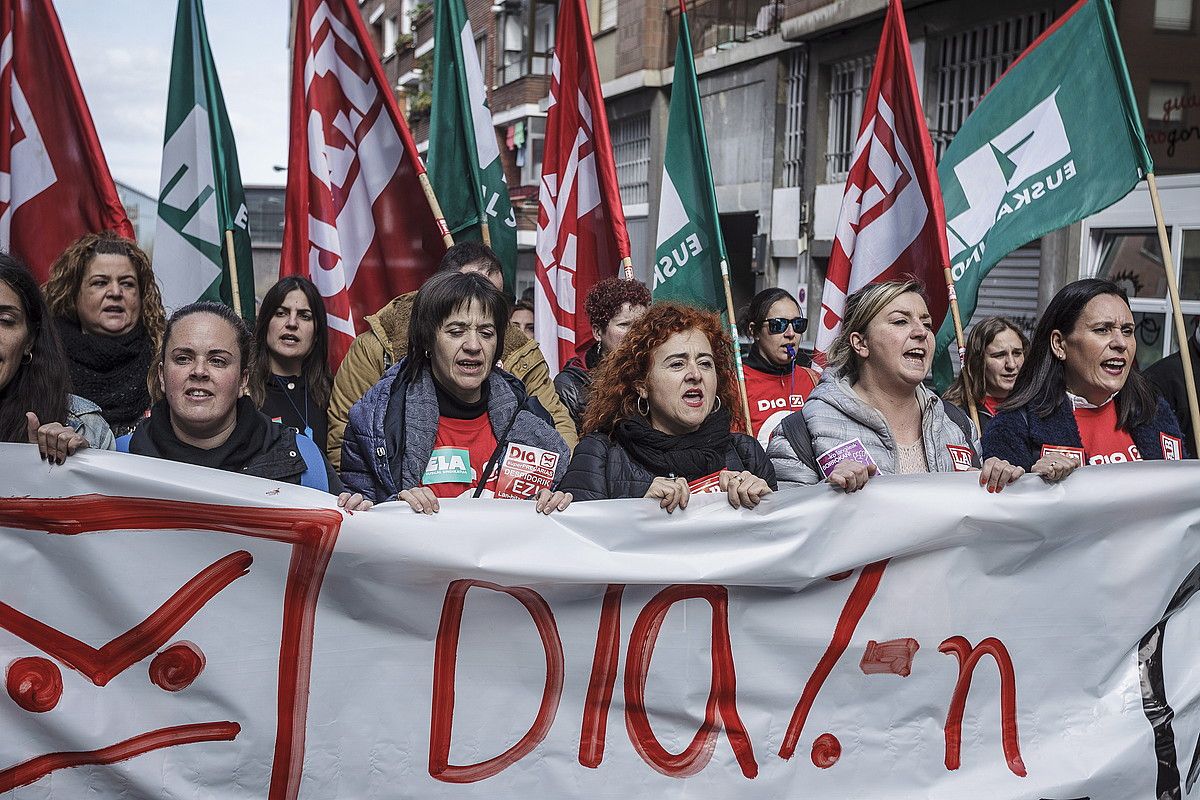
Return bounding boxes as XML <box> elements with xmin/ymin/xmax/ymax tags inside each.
<box><xmin>816</xmin><ymin>438</ymin><xmax>877</xmax><ymax>478</ymax></box>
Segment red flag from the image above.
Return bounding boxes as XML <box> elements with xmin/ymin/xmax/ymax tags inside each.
<box><xmin>533</xmin><ymin>0</ymin><xmax>630</xmax><ymax>375</ymax></box>
<box><xmin>0</xmin><ymin>0</ymin><xmax>133</xmax><ymax>281</ymax></box>
<box><xmin>280</xmin><ymin>0</ymin><xmax>448</xmax><ymax>367</ymax></box>
<box><xmin>814</xmin><ymin>0</ymin><xmax>949</xmax><ymax>361</ymax></box>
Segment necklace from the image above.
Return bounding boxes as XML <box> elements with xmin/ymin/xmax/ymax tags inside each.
<box><xmin>272</xmin><ymin>374</ymin><xmax>312</xmax><ymax>440</ymax></box>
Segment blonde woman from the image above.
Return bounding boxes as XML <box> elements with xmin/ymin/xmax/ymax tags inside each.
<box><xmin>767</xmin><ymin>280</ymin><xmax>1023</xmax><ymax>493</ymax></box>
<box><xmin>44</xmin><ymin>232</ymin><xmax>165</xmax><ymax>436</ymax></box>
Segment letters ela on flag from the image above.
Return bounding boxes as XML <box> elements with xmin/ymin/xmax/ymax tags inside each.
<box><xmin>814</xmin><ymin>0</ymin><xmax>949</xmax><ymax>360</ymax></box>
<box><xmin>6</xmin><ymin>446</ymin><xmax>1200</xmax><ymax>799</ymax></box>
<box><xmin>650</xmin><ymin>8</ymin><xmax>726</xmax><ymax>312</ymax></box>
<box><xmin>534</xmin><ymin>0</ymin><xmax>630</xmax><ymax>374</ymax></box>
<box><xmin>0</xmin><ymin>0</ymin><xmax>133</xmax><ymax>280</ymax></box>
<box><xmin>155</xmin><ymin>0</ymin><xmax>255</xmax><ymax>318</ymax></box>
<box><xmin>428</xmin><ymin>0</ymin><xmax>518</xmax><ymax>290</ymax></box>
<box><xmin>932</xmin><ymin>0</ymin><xmax>1152</xmax><ymax>387</ymax></box>
<box><xmin>280</xmin><ymin>0</ymin><xmax>446</xmax><ymax>367</ymax></box>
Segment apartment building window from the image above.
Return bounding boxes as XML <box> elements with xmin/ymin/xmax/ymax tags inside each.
<box><xmin>933</xmin><ymin>12</ymin><xmax>1052</xmax><ymax>158</ymax></box>
<box><xmin>599</xmin><ymin>0</ymin><xmax>617</xmax><ymax>30</ymax></box>
<box><xmin>825</xmin><ymin>56</ymin><xmax>872</xmax><ymax>182</ymax></box>
<box><xmin>383</xmin><ymin>14</ymin><xmax>398</xmax><ymax>57</ymax></box>
<box><xmin>476</xmin><ymin>34</ymin><xmax>488</xmax><ymax>80</ymax></box>
<box><xmin>518</xmin><ymin>116</ymin><xmax>547</xmax><ymax>186</ymax></box>
<box><xmin>782</xmin><ymin>48</ymin><xmax>806</xmax><ymax>188</ymax></box>
<box><xmin>498</xmin><ymin>0</ymin><xmax>557</xmax><ymax>85</ymax></box>
<box><xmin>1155</xmin><ymin>0</ymin><xmax>1193</xmax><ymax>31</ymax></box>
<box><xmin>612</xmin><ymin>112</ymin><xmax>650</xmax><ymax>206</ymax></box>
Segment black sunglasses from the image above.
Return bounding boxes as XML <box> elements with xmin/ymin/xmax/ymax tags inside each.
<box><xmin>764</xmin><ymin>316</ymin><xmax>807</xmax><ymax>335</ymax></box>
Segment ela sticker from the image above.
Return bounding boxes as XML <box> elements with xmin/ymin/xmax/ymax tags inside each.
<box><xmin>1161</xmin><ymin>433</ymin><xmax>1184</xmax><ymax>461</ymax></box>
<box><xmin>946</xmin><ymin>444</ymin><xmax>975</xmax><ymax>472</ymax></box>
<box><xmin>423</xmin><ymin>448</ymin><xmax>472</xmax><ymax>484</ymax></box>
<box><xmin>1039</xmin><ymin>445</ymin><xmax>1085</xmax><ymax>469</ymax></box>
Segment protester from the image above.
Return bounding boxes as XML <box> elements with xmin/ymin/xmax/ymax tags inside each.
<box><xmin>942</xmin><ymin>317</ymin><xmax>1028</xmax><ymax>434</ymax></box>
<box><xmin>327</xmin><ymin>242</ymin><xmax>575</xmax><ymax>468</ymax></box>
<box><xmin>340</xmin><ymin>272</ymin><xmax>571</xmax><ymax>514</ymax></box>
<box><xmin>43</xmin><ymin>232</ymin><xmax>164</xmax><ymax>437</ymax></box>
<box><xmin>249</xmin><ymin>276</ymin><xmax>333</xmax><ymax>452</ymax></box>
<box><xmin>1144</xmin><ymin>323</ymin><xmax>1200</xmax><ymax>453</ymax></box>
<box><xmin>556</xmin><ymin>303</ymin><xmax>776</xmax><ymax>511</ymax></box>
<box><xmin>983</xmin><ymin>278</ymin><xmax>1185</xmax><ymax>478</ymax></box>
<box><xmin>119</xmin><ymin>301</ymin><xmax>369</xmax><ymax>510</ymax></box>
<box><xmin>554</xmin><ymin>277</ymin><xmax>651</xmax><ymax>435</ymax></box>
<box><xmin>0</xmin><ymin>254</ymin><xmax>113</xmax><ymax>462</ymax></box>
<box><xmin>510</xmin><ymin>298</ymin><xmax>535</xmax><ymax>339</ymax></box>
<box><xmin>768</xmin><ymin>280</ymin><xmax>1023</xmax><ymax>493</ymax></box>
<box><xmin>739</xmin><ymin>287</ymin><xmax>819</xmax><ymax>445</ymax></box>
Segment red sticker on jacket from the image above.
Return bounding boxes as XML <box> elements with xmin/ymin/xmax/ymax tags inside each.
<box><xmin>1161</xmin><ymin>433</ymin><xmax>1184</xmax><ymax>461</ymax></box>
<box><xmin>687</xmin><ymin>471</ymin><xmax>723</xmax><ymax>494</ymax></box>
<box><xmin>946</xmin><ymin>444</ymin><xmax>975</xmax><ymax>472</ymax></box>
<box><xmin>1040</xmin><ymin>445</ymin><xmax>1085</xmax><ymax>468</ymax></box>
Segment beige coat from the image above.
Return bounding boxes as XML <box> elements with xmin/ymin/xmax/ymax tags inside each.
<box><xmin>326</xmin><ymin>292</ymin><xmax>577</xmax><ymax>469</ymax></box>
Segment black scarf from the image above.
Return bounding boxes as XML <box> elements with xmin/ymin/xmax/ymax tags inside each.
<box><xmin>139</xmin><ymin>397</ymin><xmax>268</xmax><ymax>472</ymax></box>
<box><xmin>613</xmin><ymin>408</ymin><xmax>733</xmax><ymax>481</ymax></box>
<box><xmin>55</xmin><ymin>318</ymin><xmax>152</xmax><ymax>429</ymax></box>
<box><xmin>744</xmin><ymin>344</ymin><xmax>795</xmax><ymax>376</ymax></box>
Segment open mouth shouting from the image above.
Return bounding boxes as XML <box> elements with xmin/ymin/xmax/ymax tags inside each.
<box><xmin>183</xmin><ymin>386</ymin><xmax>214</xmax><ymax>403</ymax></box>
<box><xmin>1100</xmin><ymin>357</ymin><xmax>1127</xmax><ymax>377</ymax></box>
<box><xmin>902</xmin><ymin>346</ymin><xmax>928</xmax><ymax>368</ymax></box>
<box><xmin>681</xmin><ymin>387</ymin><xmax>706</xmax><ymax>409</ymax></box>
<box><xmin>455</xmin><ymin>357</ymin><xmax>485</xmax><ymax>379</ymax></box>
<box><xmin>277</xmin><ymin>332</ymin><xmax>301</xmax><ymax>348</ymax></box>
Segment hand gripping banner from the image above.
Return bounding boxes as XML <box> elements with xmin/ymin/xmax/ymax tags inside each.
<box><xmin>3</xmin><ymin>445</ymin><xmax>1200</xmax><ymax>799</ymax></box>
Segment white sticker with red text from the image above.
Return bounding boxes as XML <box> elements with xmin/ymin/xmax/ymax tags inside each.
<box><xmin>494</xmin><ymin>443</ymin><xmax>559</xmax><ymax>499</ymax></box>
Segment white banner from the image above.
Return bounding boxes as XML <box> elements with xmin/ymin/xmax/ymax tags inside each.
<box><xmin>2</xmin><ymin>444</ymin><xmax>1200</xmax><ymax>799</ymax></box>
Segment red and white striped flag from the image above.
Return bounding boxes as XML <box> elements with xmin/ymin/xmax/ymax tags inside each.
<box><xmin>280</xmin><ymin>0</ymin><xmax>448</xmax><ymax>367</ymax></box>
<box><xmin>814</xmin><ymin>0</ymin><xmax>949</xmax><ymax>363</ymax></box>
<box><xmin>0</xmin><ymin>0</ymin><xmax>133</xmax><ymax>280</ymax></box>
<box><xmin>534</xmin><ymin>0</ymin><xmax>630</xmax><ymax>375</ymax></box>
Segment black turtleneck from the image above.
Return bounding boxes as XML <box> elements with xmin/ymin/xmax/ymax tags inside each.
<box><xmin>433</xmin><ymin>376</ymin><xmax>490</xmax><ymax>419</ymax></box>
<box><xmin>744</xmin><ymin>345</ymin><xmax>796</xmax><ymax>377</ymax></box>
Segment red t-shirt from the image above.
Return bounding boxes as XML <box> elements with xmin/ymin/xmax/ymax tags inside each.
<box><xmin>981</xmin><ymin>395</ymin><xmax>1003</xmax><ymax>417</ymax></box>
<box><xmin>743</xmin><ymin>364</ymin><xmax>819</xmax><ymax>446</ymax></box>
<box><xmin>421</xmin><ymin>415</ymin><xmax>499</xmax><ymax>498</ymax></box>
<box><xmin>1073</xmin><ymin>401</ymin><xmax>1141</xmax><ymax>466</ymax></box>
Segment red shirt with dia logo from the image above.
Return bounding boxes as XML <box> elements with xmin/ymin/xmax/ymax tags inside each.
<box><xmin>743</xmin><ymin>364</ymin><xmax>819</xmax><ymax>446</ymax></box>
<box><xmin>1071</xmin><ymin>396</ymin><xmax>1141</xmax><ymax>466</ymax></box>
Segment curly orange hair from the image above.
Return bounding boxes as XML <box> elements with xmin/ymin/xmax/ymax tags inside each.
<box><xmin>582</xmin><ymin>303</ymin><xmax>744</xmax><ymax>435</ymax></box>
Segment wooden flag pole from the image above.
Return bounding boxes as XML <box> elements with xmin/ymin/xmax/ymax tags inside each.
<box><xmin>1147</xmin><ymin>172</ymin><xmax>1200</xmax><ymax>456</ymax></box>
<box><xmin>225</xmin><ymin>229</ymin><xmax>244</xmax><ymax>320</ymax></box>
<box><xmin>719</xmin><ymin>258</ymin><xmax>753</xmax><ymax>433</ymax></box>
<box><xmin>943</xmin><ymin>265</ymin><xmax>981</xmax><ymax>435</ymax></box>
<box><xmin>480</xmin><ymin>223</ymin><xmax>492</xmax><ymax>247</ymax></box>
<box><xmin>418</xmin><ymin>171</ymin><xmax>456</xmax><ymax>248</ymax></box>
<box><xmin>620</xmin><ymin>256</ymin><xmax>634</xmax><ymax>280</ymax></box>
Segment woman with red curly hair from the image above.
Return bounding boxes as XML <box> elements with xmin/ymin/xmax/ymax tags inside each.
<box><xmin>556</xmin><ymin>303</ymin><xmax>776</xmax><ymax>511</ymax></box>
<box><xmin>554</xmin><ymin>277</ymin><xmax>651</xmax><ymax>434</ymax></box>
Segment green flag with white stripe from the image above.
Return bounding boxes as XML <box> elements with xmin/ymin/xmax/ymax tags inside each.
<box><xmin>429</xmin><ymin>0</ymin><xmax>518</xmax><ymax>291</ymax></box>
<box><xmin>155</xmin><ymin>0</ymin><xmax>254</xmax><ymax>320</ymax></box>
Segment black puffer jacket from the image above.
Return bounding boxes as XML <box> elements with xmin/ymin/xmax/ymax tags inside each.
<box><xmin>554</xmin><ymin>345</ymin><xmax>600</xmax><ymax>435</ymax></box>
<box><xmin>557</xmin><ymin>430</ymin><xmax>777</xmax><ymax>501</ymax></box>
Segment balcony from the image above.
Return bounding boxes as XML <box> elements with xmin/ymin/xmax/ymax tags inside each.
<box><xmin>667</xmin><ymin>0</ymin><xmax>782</xmax><ymax>64</ymax></box>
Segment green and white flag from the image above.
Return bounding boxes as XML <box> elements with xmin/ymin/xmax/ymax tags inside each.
<box><xmin>932</xmin><ymin>0</ymin><xmax>1151</xmax><ymax>387</ymax></box>
<box><xmin>651</xmin><ymin>7</ymin><xmax>726</xmax><ymax>311</ymax></box>
<box><xmin>155</xmin><ymin>0</ymin><xmax>254</xmax><ymax>320</ymax></box>
<box><xmin>428</xmin><ymin>0</ymin><xmax>518</xmax><ymax>291</ymax></box>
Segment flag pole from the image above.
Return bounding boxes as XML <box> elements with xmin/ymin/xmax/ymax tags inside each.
<box><xmin>224</xmin><ymin>229</ymin><xmax>244</xmax><ymax>319</ymax></box>
<box><xmin>621</xmin><ymin>256</ymin><xmax>634</xmax><ymax>279</ymax></box>
<box><xmin>719</xmin><ymin>258</ymin><xmax>753</xmax><ymax>433</ymax></box>
<box><xmin>417</xmin><ymin>171</ymin><xmax>457</xmax><ymax>248</ymax></box>
<box><xmin>942</xmin><ymin>267</ymin><xmax>981</xmax><ymax>434</ymax></box>
<box><xmin>1147</xmin><ymin>172</ymin><xmax>1200</xmax><ymax>456</ymax></box>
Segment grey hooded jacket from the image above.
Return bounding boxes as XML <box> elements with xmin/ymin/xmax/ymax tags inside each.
<box><xmin>766</xmin><ymin>370</ymin><xmax>979</xmax><ymax>486</ymax></box>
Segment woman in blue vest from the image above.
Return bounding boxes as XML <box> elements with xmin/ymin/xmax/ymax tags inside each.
<box><xmin>119</xmin><ymin>301</ymin><xmax>370</xmax><ymax>511</ymax></box>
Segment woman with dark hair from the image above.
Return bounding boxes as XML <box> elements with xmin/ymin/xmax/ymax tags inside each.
<box><xmin>740</xmin><ymin>287</ymin><xmax>819</xmax><ymax>446</ymax></box>
<box><xmin>44</xmin><ymin>232</ymin><xmax>165</xmax><ymax>436</ymax></box>
<box><xmin>942</xmin><ymin>317</ymin><xmax>1028</xmax><ymax>433</ymax></box>
<box><xmin>249</xmin><ymin>276</ymin><xmax>333</xmax><ymax>451</ymax></box>
<box><xmin>0</xmin><ymin>253</ymin><xmax>113</xmax><ymax>461</ymax></box>
<box><xmin>119</xmin><ymin>301</ymin><xmax>369</xmax><ymax>510</ymax></box>
<box><xmin>340</xmin><ymin>271</ymin><xmax>572</xmax><ymax>514</ymax></box>
<box><xmin>767</xmin><ymin>280</ymin><xmax>1023</xmax><ymax>493</ymax></box>
<box><xmin>554</xmin><ymin>277</ymin><xmax>651</xmax><ymax>435</ymax></box>
<box><xmin>983</xmin><ymin>278</ymin><xmax>1184</xmax><ymax>479</ymax></box>
<box><xmin>556</xmin><ymin>303</ymin><xmax>776</xmax><ymax>511</ymax></box>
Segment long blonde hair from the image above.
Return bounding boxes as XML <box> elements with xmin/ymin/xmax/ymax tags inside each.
<box><xmin>825</xmin><ymin>279</ymin><xmax>926</xmax><ymax>384</ymax></box>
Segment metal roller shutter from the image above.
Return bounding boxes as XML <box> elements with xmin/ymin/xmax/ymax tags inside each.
<box><xmin>971</xmin><ymin>243</ymin><xmax>1042</xmax><ymax>338</ymax></box>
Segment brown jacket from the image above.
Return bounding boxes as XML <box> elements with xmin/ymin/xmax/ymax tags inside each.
<box><xmin>326</xmin><ymin>292</ymin><xmax>577</xmax><ymax>468</ymax></box>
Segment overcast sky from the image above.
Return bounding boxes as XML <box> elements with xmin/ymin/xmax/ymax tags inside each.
<box><xmin>57</xmin><ymin>0</ymin><xmax>291</xmax><ymax>196</ymax></box>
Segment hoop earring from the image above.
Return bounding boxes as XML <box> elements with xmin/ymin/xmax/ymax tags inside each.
<box><xmin>714</xmin><ymin>396</ymin><xmax>722</xmax><ymax>411</ymax></box>
<box><xmin>22</xmin><ymin>350</ymin><xmax>32</xmax><ymax>364</ymax></box>
<box><xmin>636</xmin><ymin>395</ymin><xmax>649</xmax><ymax>416</ymax></box>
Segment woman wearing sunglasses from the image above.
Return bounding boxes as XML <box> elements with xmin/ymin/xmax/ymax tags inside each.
<box><xmin>740</xmin><ymin>288</ymin><xmax>819</xmax><ymax>446</ymax></box>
